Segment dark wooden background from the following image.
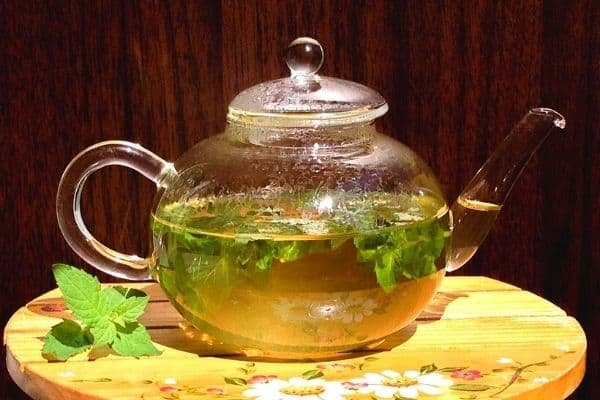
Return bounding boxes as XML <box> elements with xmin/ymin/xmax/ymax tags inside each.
<box><xmin>1</xmin><ymin>1</ymin><xmax>597</xmax><ymax>398</ymax></box>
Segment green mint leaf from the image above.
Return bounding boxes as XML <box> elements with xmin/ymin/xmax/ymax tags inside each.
<box><xmin>330</xmin><ymin>237</ymin><xmax>348</xmax><ymax>250</ymax></box>
<box><xmin>42</xmin><ymin>319</ymin><xmax>92</xmax><ymax>361</ymax></box>
<box><xmin>111</xmin><ymin>323</ymin><xmax>161</xmax><ymax>357</ymax></box>
<box><xmin>103</xmin><ymin>285</ymin><xmax>147</xmax><ymax>306</ymax></box>
<box><xmin>42</xmin><ymin>264</ymin><xmax>159</xmax><ymax>361</ymax></box>
<box><xmin>374</xmin><ymin>253</ymin><xmax>397</xmax><ymax>293</ymax></box>
<box><xmin>113</xmin><ymin>286</ymin><xmax>147</xmax><ymax>299</ymax></box>
<box><xmin>101</xmin><ymin>286</ymin><xmax>148</xmax><ymax>327</ymax></box>
<box><xmin>52</xmin><ymin>263</ymin><xmax>109</xmax><ymax>325</ymax></box>
<box><xmin>102</xmin><ymin>286</ymin><xmax>127</xmax><ymax>310</ymax></box>
<box><xmin>275</xmin><ymin>241</ymin><xmax>309</xmax><ymax>262</ymax></box>
<box><xmin>255</xmin><ymin>242</ymin><xmax>276</xmax><ymax>270</ymax></box>
<box><xmin>89</xmin><ymin>318</ymin><xmax>117</xmax><ymax>347</ymax></box>
<box><xmin>236</xmin><ymin>242</ymin><xmax>256</xmax><ymax>266</ymax></box>
<box><xmin>111</xmin><ymin>294</ymin><xmax>148</xmax><ymax>324</ymax></box>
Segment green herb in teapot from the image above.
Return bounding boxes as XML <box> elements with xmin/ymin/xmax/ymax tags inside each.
<box><xmin>149</xmin><ymin>190</ymin><xmax>450</xmax><ymax>355</ymax></box>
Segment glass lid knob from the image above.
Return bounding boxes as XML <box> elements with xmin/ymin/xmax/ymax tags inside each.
<box><xmin>285</xmin><ymin>37</ymin><xmax>324</xmax><ymax>80</ymax></box>
<box><xmin>227</xmin><ymin>36</ymin><xmax>388</xmax><ymax>127</ymax></box>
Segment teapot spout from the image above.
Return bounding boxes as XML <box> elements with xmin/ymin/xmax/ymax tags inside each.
<box><xmin>446</xmin><ymin>108</ymin><xmax>566</xmax><ymax>271</ymax></box>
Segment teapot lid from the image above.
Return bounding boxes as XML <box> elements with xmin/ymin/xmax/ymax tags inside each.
<box><xmin>227</xmin><ymin>37</ymin><xmax>388</xmax><ymax>127</ymax></box>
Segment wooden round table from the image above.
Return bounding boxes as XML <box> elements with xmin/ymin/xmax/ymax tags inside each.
<box><xmin>4</xmin><ymin>276</ymin><xmax>586</xmax><ymax>399</ymax></box>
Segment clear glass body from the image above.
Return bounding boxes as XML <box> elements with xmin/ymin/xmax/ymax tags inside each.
<box><xmin>148</xmin><ymin>122</ymin><xmax>450</xmax><ymax>356</ymax></box>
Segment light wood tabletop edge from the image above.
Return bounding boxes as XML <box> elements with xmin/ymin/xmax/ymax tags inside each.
<box><xmin>3</xmin><ymin>276</ymin><xmax>588</xmax><ymax>400</ymax></box>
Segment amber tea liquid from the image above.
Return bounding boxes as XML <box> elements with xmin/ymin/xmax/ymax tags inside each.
<box><xmin>150</xmin><ymin>194</ymin><xmax>450</xmax><ymax>356</ymax></box>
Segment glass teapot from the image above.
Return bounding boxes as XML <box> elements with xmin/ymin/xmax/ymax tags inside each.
<box><xmin>56</xmin><ymin>37</ymin><xmax>565</xmax><ymax>358</ymax></box>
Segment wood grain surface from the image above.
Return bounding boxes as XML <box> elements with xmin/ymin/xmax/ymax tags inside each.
<box><xmin>4</xmin><ymin>278</ymin><xmax>586</xmax><ymax>399</ymax></box>
<box><xmin>1</xmin><ymin>1</ymin><xmax>597</xmax><ymax>398</ymax></box>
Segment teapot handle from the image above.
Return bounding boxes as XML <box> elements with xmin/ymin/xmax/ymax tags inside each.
<box><xmin>56</xmin><ymin>141</ymin><xmax>176</xmax><ymax>280</ymax></box>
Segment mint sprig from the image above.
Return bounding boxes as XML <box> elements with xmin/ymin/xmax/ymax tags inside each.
<box><xmin>42</xmin><ymin>263</ymin><xmax>161</xmax><ymax>361</ymax></box>
<box><xmin>41</xmin><ymin>319</ymin><xmax>92</xmax><ymax>361</ymax></box>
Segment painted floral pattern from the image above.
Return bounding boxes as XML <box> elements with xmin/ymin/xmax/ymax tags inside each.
<box><xmin>243</xmin><ymin>377</ymin><xmax>350</xmax><ymax>400</ymax></box>
<box><xmin>272</xmin><ymin>295</ymin><xmax>382</xmax><ymax>324</ymax></box>
<box><xmin>57</xmin><ymin>344</ymin><xmax>577</xmax><ymax>399</ymax></box>
<box><xmin>351</xmin><ymin>369</ymin><xmax>453</xmax><ymax>398</ymax></box>
<box><xmin>451</xmin><ymin>370</ymin><xmax>483</xmax><ymax>380</ymax></box>
<box><xmin>272</xmin><ymin>298</ymin><xmax>312</xmax><ymax>323</ymax></box>
<box><xmin>332</xmin><ymin>297</ymin><xmax>378</xmax><ymax>323</ymax></box>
